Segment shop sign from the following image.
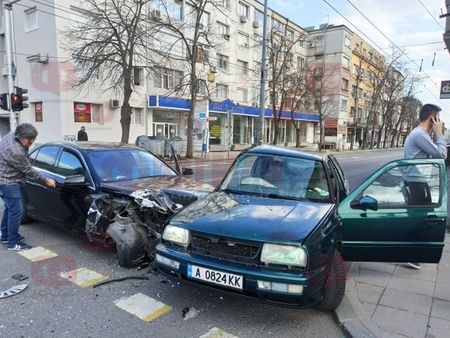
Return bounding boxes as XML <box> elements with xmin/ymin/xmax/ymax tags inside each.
<box><xmin>440</xmin><ymin>80</ymin><xmax>450</xmax><ymax>99</ymax></box>
<box><xmin>210</xmin><ymin>125</ymin><xmax>222</xmax><ymax>137</ymax></box>
<box><xmin>74</xmin><ymin>102</ymin><xmax>91</xmax><ymax>123</ymax></box>
<box><xmin>324</xmin><ymin>118</ymin><xmax>338</xmax><ymax>128</ymax></box>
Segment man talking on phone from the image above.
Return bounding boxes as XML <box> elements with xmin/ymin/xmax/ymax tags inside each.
<box><xmin>403</xmin><ymin>103</ymin><xmax>447</xmax><ymax>269</ymax></box>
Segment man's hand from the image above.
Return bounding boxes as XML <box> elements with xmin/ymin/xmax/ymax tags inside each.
<box><xmin>44</xmin><ymin>178</ymin><xmax>57</xmax><ymax>189</ymax></box>
<box><xmin>433</xmin><ymin>116</ymin><xmax>443</xmax><ymax>136</ymax></box>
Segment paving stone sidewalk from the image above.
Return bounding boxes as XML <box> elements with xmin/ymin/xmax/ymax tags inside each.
<box><xmin>336</xmin><ymin>234</ymin><xmax>450</xmax><ymax>338</ymax></box>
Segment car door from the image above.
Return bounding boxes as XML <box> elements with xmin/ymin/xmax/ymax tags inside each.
<box><xmin>339</xmin><ymin>159</ymin><xmax>447</xmax><ymax>263</ymax></box>
<box><xmin>24</xmin><ymin>145</ymin><xmax>62</xmax><ymax>223</ymax></box>
<box><xmin>51</xmin><ymin>148</ymin><xmax>93</xmax><ymax>228</ymax></box>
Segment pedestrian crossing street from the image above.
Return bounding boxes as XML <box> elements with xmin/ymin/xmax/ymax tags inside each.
<box><xmin>16</xmin><ymin>246</ymin><xmax>239</xmax><ymax>337</ymax></box>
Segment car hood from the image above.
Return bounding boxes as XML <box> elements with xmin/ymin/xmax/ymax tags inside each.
<box><xmin>170</xmin><ymin>191</ymin><xmax>334</xmax><ymax>243</ymax></box>
<box><xmin>100</xmin><ymin>176</ymin><xmax>214</xmax><ymax>196</ymax></box>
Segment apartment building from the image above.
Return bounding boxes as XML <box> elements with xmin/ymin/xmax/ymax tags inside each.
<box><xmin>0</xmin><ymin>0</ymin><xmax>319</xmax><ymax>150</ymax></box>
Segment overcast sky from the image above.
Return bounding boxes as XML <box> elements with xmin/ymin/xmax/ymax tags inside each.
<box><xmin>269</xmin><ymin>0</ymin><xmax>450</xmax><ymax>125</ymax></box>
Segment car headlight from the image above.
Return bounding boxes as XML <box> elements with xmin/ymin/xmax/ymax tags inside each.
<box><xmin>162</xmin><ymin>225</ymin><xmax>190</xmax><ymax>247</ymax></box>
<box><xmin>260</xmin><ymin>243</ymin><xmax>307</xmax><ymax>267</ymax></box>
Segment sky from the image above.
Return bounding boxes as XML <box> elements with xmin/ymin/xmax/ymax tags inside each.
<box><xmin>269</xmin><ymin>0</ymin><xmax>450</xmax><ymax>126</ymax></box>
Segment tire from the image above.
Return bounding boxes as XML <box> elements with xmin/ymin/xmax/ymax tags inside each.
<box><xmin>317</xmin><ymin>251</ymin><xmax>346</xmax><ymax>311</ymax></box>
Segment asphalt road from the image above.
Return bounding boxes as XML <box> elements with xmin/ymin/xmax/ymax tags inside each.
<box><xmin>0</xmin><ymin>148</ymin><xmax>405</xmax><ymax>337</ymax></box>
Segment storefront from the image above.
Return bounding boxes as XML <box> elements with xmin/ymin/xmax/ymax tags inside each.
<box><xmin>152</xmin><ymin>110</ymin><xmax>181</xmax><ymax>139</ymax></box>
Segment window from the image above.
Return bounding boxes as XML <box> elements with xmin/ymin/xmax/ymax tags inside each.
<box><xmin>132</xmin><ymin>108</ymin><xmax>143</xmax><ymax>125</ymax></box>
<box><xmin>91</xmin><ymin>104</ymin><xmax>103</xmax><ymax>123</ymax></box>
<box><xmin>344</xmin><ymin>36</ymin><xmax>351</xmax><ymax>48</ymax></box>
<box><xmin>237</xmin><ymin>1</ymin><xmax>249</xmax><ymax>18</ymax></box>
<box><xmin>153</xmin><ymin>0</ymin><xmax>182</xmax><ymax>21</ymax></box>
<box><xmin>34</xmin><ymin>146</ymin><xmax>60</xmax><ymax>172</ymax></box>
<box><xmin>217</xmin><ymin>53</ymin><xmax>229</xmax><ymax>70</ymax></box>
<box><xmin>56</xmin><ymin>151</ymin><xmax>84</xmax><ymax>177</ymax></box>
<box><xmin>297</xmin><ymin>56</ymin><xmax>305</xmax><ymax>69</ymax></box>
<box><xmin>254</xmin><ymin>9</ymin><xmax>264</xmax><ymax>25</ymax></box>
<box><xmin>340</xmin><ymin>98</ymin><xmax>348</xmax><ymax>111</ymax></box>
<box><xmin>217</xmin><ymin>22</ymin><xmax>229</xmax><ymax>36</ymax></box>
<box><xmin>219</xmin><ymin>0</ymin><xmax>230</xmax><ymax>9</ymax></box>
<box><xmin>216</xmin><ymin>83</ymin><xmax>229</xmax><ymax>99</ymax></box>
<box><xmin>272</xmin><ymin>19</ymin><xmax>283</xmax><ymax>33</ymax></box>
<box><xmin>201</xmin><ymin>12</ymin><xmax>210</xmax><ymax>27</ymax></box>
<box><xmin>341</xmin><ymin>78</ymin><xmax>349</xmax><ymax>91</ymax></box>
<box><xmin>286</xmin><ymin>29</ymin><xmax>294</xmax><ymax>41</ymax></box>
<box><xmin>34</xmin><ymin>102</ymin><xmax>43</xmax><ymax>122</ymax></box>
<box><xmin>195</xmin><ymin>79</ymin><xmax>207</xmax><ymax>96</ymax></box>
<box><xmin>315</xmin><ymin>54</ymin><xmax>323</xmax><ymax>61</ymax></box>
<box><xmin>236</xmin><ymin>88</ymin><xmax>248</xmax><ymax>102</ymax></box>
<box><xmin>237</xmin><ymin>60</ymin><xmax>248</xmax><ymax>75</ymax></box>
<box><xmin>299</xmin><ymin>39</ymin><xmax>304</xmax><ymax>47</ymax></box>
<box><xmin>238</xmin><ymin>31</ymin><xmax>250</xmax><ymax>47</ymax></box>
<box><xmin>342</xmin><ymin>56</ymin><xmax>350</xmax><ymax>69</ymax></box>
<box><xmin>359</xmin><ymin>164</ymin><xmax>440</xmax><ymax>208</ymax></box>
<box><xmin>25</xmin><ymin>7</ymin><xmax>38</xmax><ymax>32</ymax></box>
<box><xmin>154</xmin><ymin>67</ymin><xmax>183</xmax><ymax>89</ymax></box>
<box><xmin>133</xmin><ymin>67</ymin><xmax>144</xmax><ymax>86</ymax></box>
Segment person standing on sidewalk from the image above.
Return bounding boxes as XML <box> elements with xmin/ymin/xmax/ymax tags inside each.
<box><xmin>403</xmin><ymin>103</ymin><xmax>447</xmax><ymax>269</ymax></box>
<box><xmin>77</xmin><ymin>126</ymin><xmax>88</xmax><ymax>141</ymax></box>
<box><xmin>0</xmin><ymin>124</ymin><xmax>56</xmax><ymax>251</ymax></box>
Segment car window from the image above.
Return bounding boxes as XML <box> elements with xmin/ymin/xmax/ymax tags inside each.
<box><xmin>29</xmin><ymin>149</ymin><xmax>39</xmax><ymax>162</ymax></box>
<box><xmin>220</xmin><ymin>154</ymin><xmax>331</xmax><ymax>202</ymax></box>
<box><xmin>357</xmin><ymin>163</ymin><xmax>440</xmax><ymax>208</ymax></box>
<box><xmin>55</xmin><ymin>150</ymin><xmax>84</xmax><ymax>177</ymax></box>
<box><xmin>34</xmin><ymin>146</ymin><xmax>60</xmax><ymax>172</ymax></box>
<box><xmin>88</xmin><ymin>149</ymin><xmax>177</xmax><ymax>182</ymax></box>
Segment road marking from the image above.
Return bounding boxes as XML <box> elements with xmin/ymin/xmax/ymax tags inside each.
<box><xmin>17</xmin><ymin>246</ymin><xmax>58</xmax><ymax>262</ymax></box>
<box><xmin>199</xmin><ymin>327</ymin><xmax>239</xmax><ymax>338</ymax></box>
<box><xmin>114</xmin><ymin>293</ymin><xmax>172</xmax><ymax>322</ymax></box>
<box><xmin>59</xmin><ymin>268</ymin><xmax>109</xmax><ymax>288</ymax></box>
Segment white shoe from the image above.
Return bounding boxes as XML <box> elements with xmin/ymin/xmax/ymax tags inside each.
<box><xmin>406</xmin><ymin>262</ymin><xmax>421</xmax><ymax>270</ymax></box>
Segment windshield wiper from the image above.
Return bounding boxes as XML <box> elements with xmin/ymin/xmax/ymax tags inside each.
<box><xmin>221</xmin><ymin>188</ymin><xmax>246</xmax><ymax>195</ymax></box>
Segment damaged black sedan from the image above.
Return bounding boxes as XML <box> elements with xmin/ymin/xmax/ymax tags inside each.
<box><xmin>23</xmin><ymin>142</ymin><xmax>214</xmax><ymax>266</ymax></box>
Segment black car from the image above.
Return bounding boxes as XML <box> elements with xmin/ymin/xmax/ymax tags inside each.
<box><xmin>23</xmin><ymin>142</ymin><xmax>214</xmax><ymax>266</ymax></box>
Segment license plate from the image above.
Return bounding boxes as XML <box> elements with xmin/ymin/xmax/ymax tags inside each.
<box><xmin>187</xmin><ymin>265</ymin><xmax>243</xmax><ymax>290</ymax></box>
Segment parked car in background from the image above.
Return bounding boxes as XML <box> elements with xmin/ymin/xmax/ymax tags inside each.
<box><xmin>23</xmin><ymin>142</ymin><xmax>214</xmax><ymax>267</ymax></box>
<box><xmin>156</xmin><ymin>145</ymin><xmax>447</xmax><ymax>310</ymax></box>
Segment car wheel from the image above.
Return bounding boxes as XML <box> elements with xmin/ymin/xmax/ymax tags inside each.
<box><xmin>317</xmin><ymin>251</ymin><xmax>346</xmax><ymax>311</ymax></box>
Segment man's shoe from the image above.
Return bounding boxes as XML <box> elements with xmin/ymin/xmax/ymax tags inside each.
<box><xmin>1</xmin><ymin>239</ymin><xmax>7</xmax><ymax>244</ymax></box>
<box><xmin>7</xmin><ymin>242</ymin><xmax>32</xmax><ymax>251</ymax></box>
<box><xmin>406</xmin><ymin>262</ymin><xmax>421</xmax><ymax>270</ymax></box>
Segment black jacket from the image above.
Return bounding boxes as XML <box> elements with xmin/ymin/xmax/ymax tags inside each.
<box><xmin>77</xmin><ymin>130</ymin><xmax>88</xmax><ymax>141</ymax></box>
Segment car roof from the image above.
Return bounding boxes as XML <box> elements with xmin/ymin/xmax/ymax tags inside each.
<box><xmin>37</xmin><ymin>141</ymin><xmax>141</xmax><ymax>152</ymax></box>
<box><xmin>245</xmin><ymin>145</ymin><xmax>324</xmax><ymax>161</ymax></box>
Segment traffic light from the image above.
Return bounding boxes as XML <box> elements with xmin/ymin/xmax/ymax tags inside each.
<box><xmin>11</xmin><ymin>87</ymin><xmax>29</xmax><ymax>112</ymax></box>
<box><xmin>0</xmin><ymin>93</ymin><xmax>8</xmax><ymax>111</ymax></box>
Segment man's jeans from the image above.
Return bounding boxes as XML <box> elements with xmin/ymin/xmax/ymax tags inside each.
<box><xmin>0</xmin><ymin>184</ymin><xmax>24</xmax><ymax>245</ymax></box>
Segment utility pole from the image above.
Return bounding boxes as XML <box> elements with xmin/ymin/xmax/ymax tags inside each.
<box><xmin>4</xmin><ymin>0</ymin><xmax>18</xmax><ymax>130</ymax></box>
<box><xmin>255</xmin><ymin>0</ymin><xmax>268</xmax><ymax>146</ymax></box>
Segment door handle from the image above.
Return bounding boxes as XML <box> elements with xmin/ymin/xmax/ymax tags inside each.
<box><xmin>425</xmin><ymin>215</ymin><xmax>446</xmax><ymax>225</ymax></box>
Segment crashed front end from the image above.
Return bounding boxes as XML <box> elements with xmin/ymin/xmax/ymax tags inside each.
<box><xmin>85</xmin><ymin>188</ymin><xmax>208</xmax><ymax>268</ymax></box>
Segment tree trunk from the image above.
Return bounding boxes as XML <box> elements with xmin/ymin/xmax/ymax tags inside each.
<box><xmin>295</xmin><ymin>127</ymin><xmax>301</xmax><ymax>148</ymax></box>
<box><xmin>120</xmin><ymin>82</ymin><xmax>133</xmax><ymax>144</ymax></box>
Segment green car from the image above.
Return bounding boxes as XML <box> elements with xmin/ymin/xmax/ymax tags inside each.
<box><xmin>156</xmin><ymin>146</ymin><xmax>447</xmax><ymax>310</ymax></box>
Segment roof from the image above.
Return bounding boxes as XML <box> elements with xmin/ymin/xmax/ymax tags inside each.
<box><xmin>42</xmin><ymin>141</ymin><xmax>141</xmax><ymax>151</ymax></box>
<box><xmin>245</xmin><ymin>145</ymin><xmax>323</xmax><ymax>161</ymax></box>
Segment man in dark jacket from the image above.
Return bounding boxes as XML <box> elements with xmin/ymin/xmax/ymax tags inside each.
<box><xmin>0</xmin><ymin>124</ymin><xmax>56</xmax><ymax>251</ymax></box>
<box><xmin>77</xmin><ymin>126</ymin><xmax>88</xmax><ymax>141</ymax></box>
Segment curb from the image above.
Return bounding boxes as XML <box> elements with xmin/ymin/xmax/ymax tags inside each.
<box><xmin>334</xmin><ymin>264</ymin><xmax>383</xmax><ymax>337</ymax></box>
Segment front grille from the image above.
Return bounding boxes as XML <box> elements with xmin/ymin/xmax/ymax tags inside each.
<box><xmin>190</xmin><ymin>232</ymin><xmax>262</xmax><ymax>265</ymax></box>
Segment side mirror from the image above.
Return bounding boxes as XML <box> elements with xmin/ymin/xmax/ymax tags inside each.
<box><xmin>182</xmin><ymin>167</ymin><xmax>194</xmax><ymax>176</ymax></box>
<box><xmin>350</xmin><ymin>195</ymin><xmax>378</xmax><ymax>211</ymax></box>
<box><xmin>65</xmin><ymin>174</ymin><xmax>86</xmax><ymax>185</ymax></box>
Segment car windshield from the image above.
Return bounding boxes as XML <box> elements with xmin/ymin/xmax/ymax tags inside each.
<box><xmin>88</xmin><ymin>149</ymin><xmax>177</xmax><ymax>182</ymax></box>
<box><xmin>219</xmin><ymin>153</ymin><xmax>331</xmax><ymax>202</ymax></box>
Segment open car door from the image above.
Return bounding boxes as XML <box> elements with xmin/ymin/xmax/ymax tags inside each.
<box><xmin>339</xmin><ymin>159</ymin><xmax>447</xmax><ymax>263</ymax></box>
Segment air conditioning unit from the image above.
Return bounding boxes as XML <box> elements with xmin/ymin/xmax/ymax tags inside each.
<box><xmin>110</xmin><ymin>99</ymin><xmax>120</xmax><ymax>109</ymax></box>
<box><xmin>1</xmin><ymin>67</ymin><xmax>8</xmax><ymax>77</ymax></box>
<box><xmin>223</xmin><ymin>34</ymin><xmax>230</xmax><ymax>40</ymax></box>
<box><xmin>240</xmin><ymin>15</ymin><xmax>247</xmax><ymax>23</ymax></box>
<box><xmin>252</xmin><ymin>21</ymin><xmax>260</xmax><ymax>29</ymax></box>
<box><xmin>151</xmin><ymin>9</ymin><xmax>161</xmax><ymax>20</ymax></box>
<box><xmin>210</xmin><ymin>65</ymin><xmax>217</xmax><ymax>73</ymax></box>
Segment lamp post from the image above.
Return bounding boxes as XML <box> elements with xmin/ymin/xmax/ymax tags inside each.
<box><xmin>255</xmin><ymin>0</ymin><xmax>268</xmax><ymax>146</ymax></box>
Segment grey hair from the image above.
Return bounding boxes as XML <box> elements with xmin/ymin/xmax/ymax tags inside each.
<box><xmin>15</xmin><ymin>123</ymin><xmax>38</xmax><ymax>139</ymax></box>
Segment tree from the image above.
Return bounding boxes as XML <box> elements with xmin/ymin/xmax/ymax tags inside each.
<box><xmin>65</xmin><ymin>0</ymin><xmax>152</xmax><ymax>144</ymax></box>
<box><xmin>151</xmin><ymin>0</ymin><xmax>227</xmax><ymax>158</ymax></box>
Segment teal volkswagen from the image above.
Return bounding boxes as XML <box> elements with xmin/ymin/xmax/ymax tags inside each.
<box><xmin>155</xmin><ymin>146</ymin><xmax>447</xmax><ymax>310</ymax></box>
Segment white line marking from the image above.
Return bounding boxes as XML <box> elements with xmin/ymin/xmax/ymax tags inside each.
<box><xmin>114</xmin><ymin>293</ymin><xmax>172</xmax><ymax>322</ymax></box>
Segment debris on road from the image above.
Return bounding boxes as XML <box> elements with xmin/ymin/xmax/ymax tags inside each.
<box><xmin>0</xmin><ymin>284</ymin><xmax>28</xmax><ymax>299</ymax></box>
<box><xmin>92</xmin><ymin>276</ymin><xmax>149</xmax><ymax>288</ymax></box>
<box><xmin>182</xmin><ymin>306</ymin><xmax>200</xmax><ymax>320</ymax></box>
<box><xmin>11</xmin><ymin>274</ymin><xmax>29</xmax><ymax>281</ymax></box>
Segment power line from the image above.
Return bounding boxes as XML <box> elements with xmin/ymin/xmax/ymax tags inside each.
<box><xmin>417</xmin><ymin>0</ymin><xmax>444</xmax><ymax>30</ymax></box>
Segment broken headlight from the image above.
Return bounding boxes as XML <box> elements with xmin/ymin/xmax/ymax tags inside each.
<box><xmin>162</xmin><ymin>225</ymin><xmax>190</xmax><ymax>248</ymax></box>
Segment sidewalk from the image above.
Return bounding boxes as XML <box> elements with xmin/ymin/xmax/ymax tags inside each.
<box><xmin>336</xmin><ymin>233</ymin><xmax>450</xmax><ymax>338</ymax></box>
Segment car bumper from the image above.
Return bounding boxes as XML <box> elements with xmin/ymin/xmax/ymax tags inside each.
<box><xmin>155</xmin><ymin>244</ymin><xmax>329</xmax><ymax>308</ymax></box>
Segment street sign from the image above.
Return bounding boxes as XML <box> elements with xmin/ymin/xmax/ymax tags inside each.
<box><xmin>440</xmin><ymin>80</ymin><xmax>450</xmax><ymax>99</ymax></box>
